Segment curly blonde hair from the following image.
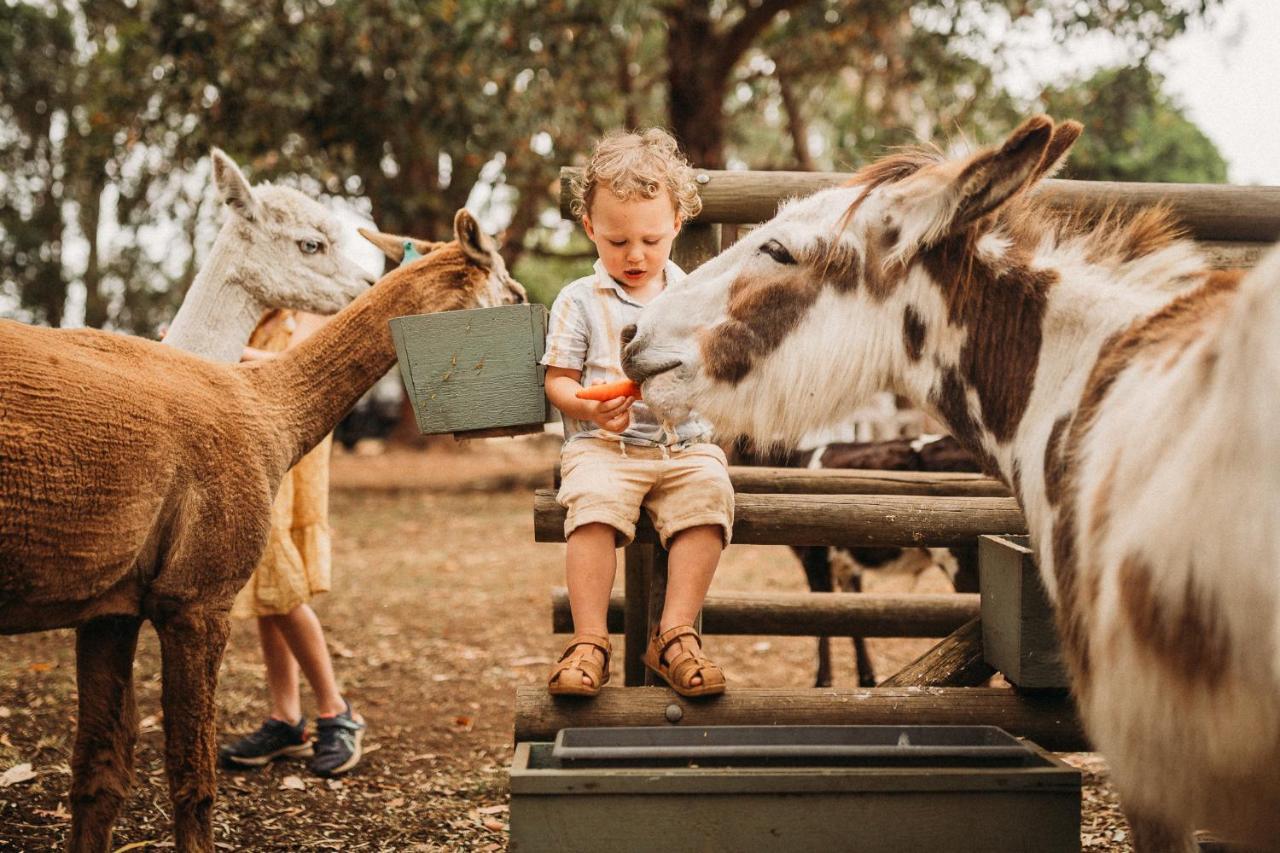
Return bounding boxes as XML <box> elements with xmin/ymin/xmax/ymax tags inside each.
<box><xmin>569</xmin><ymin>128</ymin><xmax>703</xmax><ymax>222</ymax></box>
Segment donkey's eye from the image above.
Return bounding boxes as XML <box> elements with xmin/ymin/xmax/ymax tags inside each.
<box><xmin>759</xmin><ymin>239</ymin><xmax>796</xmax><ymax>265</ymax></box>
<box><xmin>298</xmin><ymin>239</ymin><xmax>324</xmax><ymax>255</ymax></box>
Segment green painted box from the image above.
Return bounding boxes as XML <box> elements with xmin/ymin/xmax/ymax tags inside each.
<box><xmin>979</xmin><ymin>534</ymin><xmax>1071</xmax><ymax>689</ymax></box>
<box><xmin>510</xmin><ymin>725</ymin><xmax>1081</xmax><ymax>853</ymax></box>
<box><xmin>389</xmin><ymin>304</ymin><xmax>552</xmax><ymax>438</ymax></box>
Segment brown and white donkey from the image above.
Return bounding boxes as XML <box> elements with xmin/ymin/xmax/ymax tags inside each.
<box><xmin>623</xmin><ymin>115</ymin><xmax>1280</xmax><ymax>851</ymax></box>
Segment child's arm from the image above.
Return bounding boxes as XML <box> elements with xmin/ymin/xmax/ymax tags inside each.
<box><xmin>546</xmin><ymin>366</ymin><xmax>636</xmax><ymax>434</ymax></box>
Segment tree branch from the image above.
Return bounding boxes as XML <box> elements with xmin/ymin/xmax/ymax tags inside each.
<box><xmin>717</xmin><ymin>0</ymin><xmax>810</xmax><ymax>76</ymax></box>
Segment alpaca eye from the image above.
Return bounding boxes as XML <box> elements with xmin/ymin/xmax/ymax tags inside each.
<box><xmin>760</xmin><ymin>239</ymin><xmax>796</xmax><ymax>265</ymax></box>
<box><xmin>298</xmin><ymin>239</ymin><xmax>324</xmax><ymax>255</ymax></box>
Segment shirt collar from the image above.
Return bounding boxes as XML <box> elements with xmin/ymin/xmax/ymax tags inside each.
<box><xmin>592</xmin><ymin>259</ymin><xmax>685</xmax><ymax>306</ymax></box>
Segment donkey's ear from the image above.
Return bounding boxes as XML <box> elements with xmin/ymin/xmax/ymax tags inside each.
<box><xmin>357</xmin><ymin>227</ymin><xmax>443</xmax><ymax>264</ymax></box>
<box><xmin>943</xmin><ymin>115</ymin><xmax>1056</xmax><ymax>235</ymax></box>
<box><xmin>454</xmin><ymin>208</ymin><xmax>496</xmax><ymax>269</ymax></box>
<box><xmin>211</xmin><ymin>148</ymin><xmax>260</xmax><ymax>223</ymax></box>
<box><xmin>1028</xmin><ymin>119</ymin><xmax>1083</xmax><ymax>185</ymax></box>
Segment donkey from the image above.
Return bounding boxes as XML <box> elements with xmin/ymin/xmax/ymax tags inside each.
<box><xmin>622</xmin><ymin>115</ymin><xmax>1280</xmax><ymax>851</ymax></box>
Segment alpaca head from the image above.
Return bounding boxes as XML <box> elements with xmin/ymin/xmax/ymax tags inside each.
<box><xmin>358</xmin><ymin>209</ymin><xmax>527</xmax><ymax>312</ymax></box>
<box><xmin>210</xmin><ymin>149</ymin><xmax>376</xmax><ymax>313</ymax></box>
<box><xmin>622</xmin><ymin>115</ymin><xmax>1081</xmax><ymax>448</ymax></box>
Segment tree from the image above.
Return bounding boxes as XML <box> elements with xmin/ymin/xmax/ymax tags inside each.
<box><xmin>1038</xmin><ymin>64</ymin><xmax>1228</xmax><ymax>183</ymax></box>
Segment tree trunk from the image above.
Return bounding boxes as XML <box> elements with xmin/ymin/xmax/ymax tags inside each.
<box><xmin>665</xmin><ymin>3</ymin><xmax>727</xmax><ymax>168</ymax></box>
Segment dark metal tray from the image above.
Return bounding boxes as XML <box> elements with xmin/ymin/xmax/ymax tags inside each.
<box><xmin>550</xmin><ymin>725</ymin><xmax>1037</xmax><ymax>768</ymax></box>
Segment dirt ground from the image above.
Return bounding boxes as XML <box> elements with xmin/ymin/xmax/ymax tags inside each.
<box><xmin>1</xmin><ymin>439</ymin><xmax>1133</xmax><ymax>851</ymax></box>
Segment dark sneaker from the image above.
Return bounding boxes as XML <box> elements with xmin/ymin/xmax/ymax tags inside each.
<box><xmin>310</xmin><ymin>703</ymin><xmax>366</xmax><ymax>777</ymax></box>
<box><xmin>218</xmin><ymin>717</ymin><xmax>313</xmax><ymax>769</ymax></box>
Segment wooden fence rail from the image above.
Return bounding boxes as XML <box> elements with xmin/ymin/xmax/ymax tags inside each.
<box><xmin>534</xmin><ymin>489</ymin><xmax>1026</xmax><ymax>547</ymax></box>
<box><xmin>560</xmin><ymin>167</ymin><xmax>1280</xmax><ymax>245</ymax></box>
<box><xmin>515</xmin><ymin>686</ymin><xmax>1087</xmax><ymax>752</ymax></box>
<box><xmin>550</xmin><ymin>587</ymin><xmax>981</xmax><ymax>637</ymax></box>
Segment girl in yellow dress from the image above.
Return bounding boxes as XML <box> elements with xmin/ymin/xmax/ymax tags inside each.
<box><xmin>219</xmin><ymin>309</ymin><xmax>366</xmax><ymax>777</ymax></box>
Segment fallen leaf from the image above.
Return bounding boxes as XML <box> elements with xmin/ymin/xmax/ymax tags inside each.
<box><xmin>0</xmin><ymin>763</ymin><xmax>36</xmax><ymax>787</ymax></box>
<box><xmin>280</xmin><ymin>775</ymin><xmax>306</xmax><ymax>790</ymax></box>
<box><xmin>482</xmin><ymin>819</ymin><xmax>506</xmax><ymax>832</ymax></box>
<box><xmin>114</xmin><ymin>841</ymin><xmax>160</xmax><ymax>851</ymax></box>
<box><xmin>478</xmin><ymin>804</ymin><xmax>508</xmax><ymax>814</ymax></box>
<box><xmin>387</xmin><ymin>797</ymin><xmax>405</xmax><ymax>808</ymax></box>
<box><xmin>0</xmin><ymin>706</ymin><xmax>10</xmax><ymax>718</ymax></box>
<box><xmin>451</xmin><ymin>715</ymin><xmax>475</xmax><ymax>732</ymax></box>
<box><xmin>139</xmin><ymin>714</ymin><xmax>162</xmax><ymax>732</ymax></box>
<box><xmin>33</xmin><ymin>803</ymin><xmax>70</xmax><ymax>821</ymax></box>
<box><xmin>326</xmin><ymin>779</ymin><xmax>344</xmax><ymax>791</ymax></box>
<box><xmin>27</xmin><ymin>662</ymin><xmax>54</xmax><ymax>673</ymax></box>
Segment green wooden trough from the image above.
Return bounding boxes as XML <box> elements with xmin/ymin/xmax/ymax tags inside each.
<box><xmin>389</xmin><ymin>303</ymin><xmax>553</xmax><ymax>439</ymax></box>
<box><xmin>510</xmin><ymin>725</ymin><xmax>1081</xmax><ymax>852</ymax></box>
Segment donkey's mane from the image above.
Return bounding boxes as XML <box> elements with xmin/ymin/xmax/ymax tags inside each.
<box><xmin>834</xmin><ymin>145</ymin><xmax>1189</xmax><ymax>274</ymax></box>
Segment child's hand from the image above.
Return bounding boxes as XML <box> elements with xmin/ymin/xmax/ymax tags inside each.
<box><xmin>589</xmin><ymin>393</ymin><xmax>637</xmax><ymax>433</ymax></box>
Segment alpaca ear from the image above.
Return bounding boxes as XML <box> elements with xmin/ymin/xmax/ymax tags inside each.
<box><xmin>211</xmin><ymin>148</ymin><xmax>260</xmax><ymax>222</ymax></box>
<box><xmin>356</xmin><ymin>227</ymin><xmax>442</xmax><ymax>264</ymax></box>
<box><xmin>1028</xmin><ymin>119</ymin><xmax>1083</xmax><ymax>185</ymax></box>
<box><xmin>454</xmin><ymin>208</ymin><xmax>496</xmax><ymax>269</ymax></box>
<box><xmin>944</xmin><ymin>115</ymin><xmax>1056</xmax><ymax>235</ymax></box>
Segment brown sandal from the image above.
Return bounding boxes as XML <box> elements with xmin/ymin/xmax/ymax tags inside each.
<box><xmin>643</xmin><ymin>625</ymin><xmax>726</xmax><ymax>698</ymax></box>
<box><xmin>548</xmin><ymin>634</ymin><xmax>611</xmax><ymax>696</ymax></box>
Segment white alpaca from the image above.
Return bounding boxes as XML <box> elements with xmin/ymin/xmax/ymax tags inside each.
<box><xmin>162</xmin><ymin>150</ymin><xmax>375</xmax><ymax>363</ymax></box>
<box><xmin>623</xmin><ymin>115</ymin><xmax>1280</xmax><ymax>852</ymax></box>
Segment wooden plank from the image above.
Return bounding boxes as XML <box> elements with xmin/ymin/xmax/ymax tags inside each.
<box><xmin>728</xmin><ymin>467</ymin><xmax>1010</xmax><ymax>496</ymax></box>
<box><xmin>514</xmin><ymin>686</ymin><xmax>1088</xmax><ymax>752</ymax></box>
<box><xmin>552</xmin><ymin>464</ymin><xmax>1009</xmax><ymax>495</ymax></box>
<box><xmin>623</xmin><ymin>544</ymin><xmax>652</xmax><ymax>686</ymax></box>
<box><xmin>880</xmin><ymin>618</ymin><xmax>995</xmax><ymax>688</ymax></box>
<box><xmin>559</xmin><ymin>167</ymin><xmax>1280</xmax><ymax>241</ymax></box>
<box><xmin>671</xmin><ymin>222</ymin><xmax>721</xmax><ymax>271</ymax></box>
<box><xmin>552</xmin><ymin>588</ymin><xmax>980</xmax><ymax>638</ymax></box>
<box><xmin>534</xmin><ymin>490</ymin><xmax>1027</xmax><ymax>547</ymax></box>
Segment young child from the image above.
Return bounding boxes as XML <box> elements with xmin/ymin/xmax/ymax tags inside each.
<box><xmin>218</xmin><ymin>309</ymin><xmax>366</xmax><ymax>777</ymax></box>
<box><xmin>543</xmin><ymin>128</ymin><xmax>733</xmax><ymax>698</ymax></box>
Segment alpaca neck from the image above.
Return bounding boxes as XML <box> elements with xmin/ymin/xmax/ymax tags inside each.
<box><xmin>163</xmin><ymin>227</ymin><xmax>265</xmax><ymax>363</ymax></box>
<box><xmin>248</xmin><ymin>260</ymin><xmax>458</xmax><ymax>471</ymax></box>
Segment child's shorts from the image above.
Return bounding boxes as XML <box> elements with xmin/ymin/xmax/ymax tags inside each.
<box><xmin>556</xmin><ymin>436</ymin><xmax>735</xmax><ymax>548</ymax></box>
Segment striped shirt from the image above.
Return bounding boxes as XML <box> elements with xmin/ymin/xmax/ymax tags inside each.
<box><xmin>542</xmin><ymin>259</ymin><xmax>712</xmax><ymax>447</ymax></box>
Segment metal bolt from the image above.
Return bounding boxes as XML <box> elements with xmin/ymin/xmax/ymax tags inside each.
<box><xmin>664</xmin><ymin>703</ymin><xmax>683</xmax><ymax>723</ymax></box>
<box><xmin>696</xmin><ymin>173</ymin><xmax>710</xmax><ymax>185</ymax></box>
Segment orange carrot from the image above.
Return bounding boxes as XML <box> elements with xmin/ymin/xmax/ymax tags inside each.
<box><xmin>575</xmin><ymin>379</ymin><xmax>642</xmax><ymax>401</ymax></box>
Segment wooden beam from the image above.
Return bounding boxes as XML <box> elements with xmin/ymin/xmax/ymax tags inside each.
<box><xmin>727</xmin><ymin>467</ymin><xmax>1010</xmax><ymax>497</ymax></box>
<box><xmin>880</xmin><ymin>618</ymin><xmax>995</xmax><ymax>688</ymax></box>
<box><xmin>551</xmin><ymin>588</ymin><xmax>980</xmax><ymax>638</ymax></box>
<box><xmin>553</xmin><ymin>465</ymin><xmax>1010</xmax><ymax>496</ymax></box>
<box><xmin>559</xmin><ymin>167</ymin><xmax>1280</xmax><ymax>242</ymax></box>
<box><xmin>514</xmin><ymin>686</ymin><xmax>1088</xmax><ymax>752</ymax></box>
<box><xmin>535</xmin><ymin>490</ymin><xmax>1027</xmax><ymax>547</ymax></box>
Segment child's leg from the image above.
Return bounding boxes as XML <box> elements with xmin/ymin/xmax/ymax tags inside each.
<box><xmin>263</xmin><ymin>604</ymin><xmax>347</xmax><ymax>717</ymax></box>
<box><xmin>661</xmin><ymin>524</ymin><xmax>722</xmax><ymax>632</ymax></box>
<box><xmin>257</xmin><ymin>616</ymin><xmax>303</xmax><ymax>723</ymax></box>
<box><xmin>659</xmin><ymin>525</ymin><xmax>724</xmax><ymax>687</ymax></box>
<box><xmin>562</xmin><ymin>523</ymin><xmax>619</xmax><ymax>686</ymax></box>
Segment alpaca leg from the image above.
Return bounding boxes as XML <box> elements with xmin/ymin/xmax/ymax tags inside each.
<box><xmin>155</xmin><ymin>609</ymin><xmax>231</xmax><ymax>853</ymax></box>
<box><xmin>794</xmin><ymin>546</ymin><xmax>834</xmax><ymax>687</ymax></box>
<box><xmin>67</xmin><ymin>615</ymin><xmax>142</xmax><ymax>853</ymax></box>
<box><xmin>1124</xmin><ymin>805</ymin><xmax>1197</xmax><ymax>853</ymax></box>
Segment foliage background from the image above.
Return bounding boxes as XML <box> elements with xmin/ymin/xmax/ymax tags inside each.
<box><xmin>0</xmin><ymin>0</ymin><xmax>1228</xmax><ymax>331</ymax></box>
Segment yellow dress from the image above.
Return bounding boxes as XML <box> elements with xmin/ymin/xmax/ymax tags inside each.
<box><xmin>232</xmin><ymin>310</ymin><xmax>334</xmax><ymax>618</ymax></box>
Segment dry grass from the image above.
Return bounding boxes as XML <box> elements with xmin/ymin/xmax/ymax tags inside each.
<box><xmin>0</xmin><ymin>443</ymin><xmax>1132</xmax><ymax>851</ymax></box>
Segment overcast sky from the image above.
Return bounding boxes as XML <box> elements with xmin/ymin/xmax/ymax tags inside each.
<box><xmin>1157</xmin><ymin>0</ymin><xmax>1280</xmax><ymax>185</ymax></box>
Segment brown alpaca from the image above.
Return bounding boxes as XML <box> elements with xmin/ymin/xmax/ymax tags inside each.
<box><xmin>0</xmin><ymin>209</ymin><xmax>524</xmax><ymax>852</ymax></box>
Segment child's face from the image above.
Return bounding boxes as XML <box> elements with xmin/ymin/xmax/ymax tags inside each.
<box><xmin>582</xmin><ymin>190</ymin><xmax>680</xmax><ymax>291</ymax></box>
